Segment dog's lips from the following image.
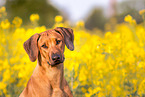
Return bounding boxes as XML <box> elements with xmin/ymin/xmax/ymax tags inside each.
<box><xmin>47</xmin><ymin>60</ymin><xmax>63</xmax><ymax>66</ymax></box>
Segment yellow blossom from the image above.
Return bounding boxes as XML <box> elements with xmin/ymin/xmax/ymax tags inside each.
<box><xmin>0</xmin><ymin>82</ymin><xmax>6</xmax><ymax>90</ymax></box>
<box><xmin>3</xmin><ymin>88</ymin><xmax>7</xmax><ymax>94</ymax></box>
<box><xmin>0</xmin><ymin>7</ymin><xmax>145</xmax><ymax>97</ymax></box>
<box><xmin>139</xmin><ymin>9</ymin><xmax>145</xmax><ymax>15</ymax></box>
<box><xmin>55</xmin><ymin>15</ymin><xmax>63</xmax><ymax>22</ymax></box>
<box><xmin>105</xmin><ymin>31</ymin><xmax>112</xmax><ymax>38</ymax></box>
<box><xmin>12</xmin><ymin>16</ymin><xmax>22</xmax><ymax>27</ymax></box>
<box><xmin>18</xmin><ymin>72</ymin><xmax>23</xmax><ymax>78</ymax></box>
<box><xmin>132</xmin><ymin>19</ymin><xmax>136</xmax><ymax>24</ymax></box>
<box><xmin>3</xmin><ymin>69</ymin><xmax>11</xmax><ymax>81</ymax></box>
<box><xmin>124</xmin><ymin>15</ymin><xmax>133</xmax><ymax>22</ymax></box>
<box><xmin>0</xmin><ymin>19</ymin><xmax>10</xmax><ymax>29</ymax></box>
<box><xmin>76</xmin><ymin>20</ymin><xmax>84</xmax><ymax>27</ymax></box>
<box><xmin>73</xmin><ymin>81</ymin><xmax>79</xmax><ymax>89</ymax></box>
<box><xmin>124</xmin><ymin>15</ymin><xmax>136</xmax><ymax>24</ymax></box>
<box><xmin>81</xmin><ymin>87</ymin><xmax>87</xmax><ymax>93</ymax></box>
<box><xmin>54</xmin><ymin>23</ymin><xmax>64</xmax><ymax>27</ymax></box>
<box><xmin>0</xmin><ymin>6</ymin><xmax>6</xmax><ymax>13</ymax></box>
<box><xmin>79</xmin><ymin>66</ymin><xmax>87</xmax><ymax>81</ymax></box>
<box><xmin>30</xmin><ymin>14</ymin><xmax>39</xmax><ymax>22</ymax></box>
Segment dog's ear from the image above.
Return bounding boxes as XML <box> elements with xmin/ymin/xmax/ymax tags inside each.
<box><xmin>55</xmin><ymin>27</ymin><xmax>74</xmax><ymax>51</ymax></box>
<box><xmin>23</xmin><ymin>33</ymin><xmax>40</xmax><ymax>62</ymax></box>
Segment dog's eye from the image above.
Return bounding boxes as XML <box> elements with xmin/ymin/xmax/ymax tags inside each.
<box><xmin>56</xmin><ymin>40</ymin><xmax>61</xmax><ymax>45</ymax></box>
<box><xmin>41</xmin><ymin>44</ymin><xmax>48</xmax><ymax>48</ymax></box>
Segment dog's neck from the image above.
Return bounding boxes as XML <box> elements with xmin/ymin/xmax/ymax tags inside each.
<box><xmin>32</xmin><ymin>60</ymin><xmax>64</xmax><ymax>89</ymax></box>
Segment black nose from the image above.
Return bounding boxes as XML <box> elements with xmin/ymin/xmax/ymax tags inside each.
<box><xmin>52</xmin><ymin>54</ymin><xmax>60</xmax><ymax>61</ymax></box>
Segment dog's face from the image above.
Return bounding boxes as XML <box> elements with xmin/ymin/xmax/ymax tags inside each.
<box><xmin>38</xmin><ymin>30</ymin><xmax>65</xmax><ymax>66</ymax></box>
<box><xmin>23</xmin><ymin>27</ymin><xmax>74</xmax><ymax>66</ymax></box>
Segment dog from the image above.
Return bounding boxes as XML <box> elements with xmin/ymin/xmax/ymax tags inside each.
<box><xmin>19</xmin><ymin>27</ymin><xmax>74</xmax><ymax>97</ymax></box>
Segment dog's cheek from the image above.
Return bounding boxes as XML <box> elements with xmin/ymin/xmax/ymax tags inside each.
<box><xmin>39</xmin><ymin>49</ymin><xmax>46</xmax><ymax>59</ymax></box>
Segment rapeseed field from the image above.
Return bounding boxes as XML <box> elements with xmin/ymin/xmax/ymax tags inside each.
<box><xmin>0</xmin><ymin>6</ymin><xmax>145</xmax><ymax>97</ymax></box>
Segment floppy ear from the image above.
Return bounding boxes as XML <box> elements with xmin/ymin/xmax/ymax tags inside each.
<box><xmin>23</xmin><ymin>33</ymin><xmax>40</xmax><ymax>62</ymax></box>
<box><xmin>55</xmin><ymin>27</ymin><xmax>74</xmax><ymax>51</ymax></box>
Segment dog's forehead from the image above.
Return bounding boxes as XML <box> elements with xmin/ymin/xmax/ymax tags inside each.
<box><xmin>38</xmin><ymin>30</ymin><xmax>62</xmax><ymax>43</ymax></box>
<box><xmin>40</xmin><ymin>30</ymin><xmax>62</xmax><ymax>38</ymax></box>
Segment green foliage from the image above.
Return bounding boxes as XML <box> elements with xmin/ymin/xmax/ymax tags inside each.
<box><xmin>85</xmin><ymin>8</ymin><xmax>107</xmax><ymax>31</ymax></box>
<box><xmin>5</xmin><ymin>0</ymin><xmax>60</xmax><ymax>27</ymax></box>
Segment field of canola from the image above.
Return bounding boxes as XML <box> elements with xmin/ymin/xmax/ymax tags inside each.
<box><xmin>0</xmin><ymin>6</ymin><xmax>145</xmax><ymax>97</ymax></box>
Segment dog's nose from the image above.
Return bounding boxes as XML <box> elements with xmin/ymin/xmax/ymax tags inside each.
<box><xmin>52</xmin><ymin>54</ymin><xmax>60</xmax><ymax>61</ymax></box>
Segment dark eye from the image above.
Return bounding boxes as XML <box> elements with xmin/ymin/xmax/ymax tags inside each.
<box><xmin>56</xmin><ymin>39</ymin><xmax>61</xmax><ymax>45</ymax></box>
<box><xmin>41</xmin><ymin>44</ymin><xmax>48</xmax><ymax>48</ymax></box>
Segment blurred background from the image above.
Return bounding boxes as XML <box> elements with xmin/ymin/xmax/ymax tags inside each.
<box><xmin>0</xmin><ymin>0</ymin><xmax>145</xmax><ymax>97</ymax></box>
<box><xmin>0</xmin><ymin>0</ymin><xmax>145</xmax><ymax>30</ymax></box>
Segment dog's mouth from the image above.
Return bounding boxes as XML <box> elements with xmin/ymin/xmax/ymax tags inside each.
<box><xmin>47</xmin><ymin>57</ymin><xmax>65</xmax><ymax>66</ymax></box>
<box><xmin>47</xmin><ymin>60</ymin><xmax>63</xmax><ymax>66</ymax></box>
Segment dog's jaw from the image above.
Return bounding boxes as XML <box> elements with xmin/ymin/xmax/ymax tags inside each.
<box><xmin>47</xmin><ymin>60</ymin><xmax>64</xmax><ymax>66</ymax></box>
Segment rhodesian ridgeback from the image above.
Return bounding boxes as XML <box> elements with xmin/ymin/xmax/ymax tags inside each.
<box><xmin>19</xmin><ymin>27</ymin><xmax>74</xmax><ymax>97</ymax></box>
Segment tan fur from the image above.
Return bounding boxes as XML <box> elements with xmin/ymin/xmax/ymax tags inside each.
<box><xmin>20</xmin><ymin>27</ymin><xmax>74</xmax><ymax>97</ymax></box>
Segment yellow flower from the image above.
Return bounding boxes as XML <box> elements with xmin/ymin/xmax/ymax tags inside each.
<box><xmin>124</xmin><ymin>15</ymin><xmax>136</xmax><ymax>24</ymax></box>
<box><xmin>18</xmin><ymin>72</ymin><xmax>23</xmax><ymax>78</ymax></box>
<box><xmin>76</xmin><ymin>20</ymin><xmax>84</xmax><ymax>27</ymax></box>
<box><xmin>3</xmin><ymin>69</ymin><xmax>11</xmax><ymax>81</ymax></box>
<box><xmin>73</xmin><ymin>81</ymin><xmax>79</xmax><ymax>89</ymax></box>
<box><xmin>105</xmin><ymin>31</ymin><xmax>112</xmax><ymax>38</ymax></box>
<box><xmin>138</xmin><ymin>79</ymin><xmax>145</xmax><ymax>95</ymax></box>
<box><xmin>106</xmin><ymin>85</ymin><xmax>112</xmax><ymax>90</ymax></box>
<box><xmin>85</xmin><ymin>93</ymin><xmax>91</xmax><ymax>97</ymax></box>
<box><xmin>5</xmin><ymin>94</ymin><xmax>11</xmax><ymax>97</ymax></box>
<box><xmin>55</xmin><ymin>15</ymin><xmax>63</xmax><ymax>22</ymax></box>
<box><xmin>12</xmin><ymin>16</ymin><xmax>22</xmax><ymax>27</ymax></box>
<box><xmin>79</xmin><ymin>66</ymin><xmax>87</xmax><ymax>81</ymax></box>
<box><xmin>81</xmin><ymin>87</ymin><xmax>87</xmax><ymax>93</ymax></box>
<box><xmin>0</xmin><ymin>82</ymin><xmax>6</xmax><ymax>90</ymax></box>
<box><xmin>0</xmin><ymin>7</ymin><xmax>144</xmax><ymax>96</ymax></box>
<box><xmin>132</xmin><ymin>19</ymin><xmax>136</xmax><ymax>24</ymax></box>
<box><xmin>1</xmin><ymin>19</ymin><xmax>10</xmax><ymax>29</ymax></box>
<box><xmin>3</xmin><ymin>88</ymin><xmax>7</xmax><ymax>94</ymax></box>
<box><xmin>54</xmin><ymin>23</ymin><xmax>64</xmax><ymax>27</ymax></box>
<box><xmin>138</xmin><ymin>61</ymin><xmax>144</xmax><ymax>68</ymax></box>
<box><xmin>0</xmin><ymin>6</ymin><xmax>6</xmax><ymax>13</ymax></box>
<box><xmin>30</xmin><ymin>14</ymin><xmax>39</xmax><ymax>22</ymax></box>
<box><xmin>124</xmin><ymin>15</ymin><xmax>133</xmax><ymax>22</ymax></box>
<box><xmin>98</xmin><ymin>92</ymin><xmax>105</xmax><ymax>97</ymax></box>
<box><xmin>139</xmin><ymin>9</ymin><xmax>145</xmax><ymax>15</ymax></box>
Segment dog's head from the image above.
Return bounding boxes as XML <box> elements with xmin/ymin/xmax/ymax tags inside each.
<box><xmin>23</xmin><ymin>27</ymin><xmax>74</xmax><ymax>66</ymax></box>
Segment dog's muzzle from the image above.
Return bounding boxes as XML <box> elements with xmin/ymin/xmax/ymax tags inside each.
<box><xmin>52</xmin><ymin>54</ymin><xmax>61</xmax><ymax>62</ymax></box>
<box><xmin>47</xmin><ymin>54</ymin><xmax>64</xmax><ymax>66</ymax></box>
